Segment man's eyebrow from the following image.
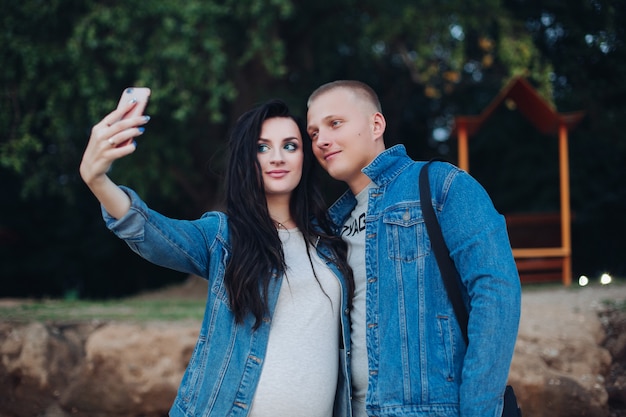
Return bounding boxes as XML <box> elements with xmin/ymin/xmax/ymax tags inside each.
<box><xmin>309</xmin><ymin>114</ymin><xmax>341</xmax><ymax>126</ymax></box>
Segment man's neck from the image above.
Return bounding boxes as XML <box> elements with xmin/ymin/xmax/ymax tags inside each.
<box><xmin>348</xmin><ymin>146</ymin><xmax>385</xmax><ymax>194</ymax></box>
<box><xmin>349</xmin><ymin>176</ymin><xmax>371</xmax><ymax>195</ymax></box>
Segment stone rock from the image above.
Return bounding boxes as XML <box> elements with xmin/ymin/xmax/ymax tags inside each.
<box><xmin>599</xmin><ymin>307</ymin><xmax>626</xmax><ymax>411</ymax></box>
<box><xmin>0</xmin><ymin>320</ymin><xmax>198</xmax><ymax>417</ymax></box>
<box><xmin>2</xmin><ymin>283</ymin><xmax>626</xmax><ymax>417</ymax></box>
<box><xmin>508</xmin><ymin>285</ymin><xmax>626</xmax><ymax>417</ymax></box>
<box><xmin>0</xmin><ymin>321</ymin><xmax>97</xmax><ymax>417</ymax></box>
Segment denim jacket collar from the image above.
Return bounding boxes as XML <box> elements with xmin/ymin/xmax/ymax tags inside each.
<box><xmin>361</xmin><ymin>144</ymin><xmax>413</xmax><ymax>188</ymax></box>
<box><xmin>328</xmin><ymin>145</ymin><xmax>412</xmax><ymax>229</ymax></box>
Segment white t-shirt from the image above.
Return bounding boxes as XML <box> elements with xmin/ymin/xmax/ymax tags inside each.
<box><xmin>340</xmin><ymin>183</ymin><xmax>372</xmax><ymax>417</ymax></box>
<box><xmin>249</xmin><ymin>228</ymin><xmax>341</xmax><ymax>417</ymax></box>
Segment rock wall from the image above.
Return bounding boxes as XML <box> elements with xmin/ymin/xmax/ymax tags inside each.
<box><xmin>508</xmin><ymin>289</ymin><xmax>613</xmax><ymax>417</ymax></box>
<box><xmin>0</xmin><ymin>321</ymin><xmax>198</xmax><ymax>417</ymax></box>
<box><xmin>1</xmin><ymin>285</ymin><xmax>625</xmax><ymax>417</ymax></box>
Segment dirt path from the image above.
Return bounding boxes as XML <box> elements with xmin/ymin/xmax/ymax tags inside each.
<box><xmin>519</xmin><ymin>282</ymin><xmax>626</xmax><ymax>342</ymax></box>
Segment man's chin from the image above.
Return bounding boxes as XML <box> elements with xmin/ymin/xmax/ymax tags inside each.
<box><xmin>326</xmin><ymin>168</ymin><xmax>347</xmax><ymax>182</ymax></box>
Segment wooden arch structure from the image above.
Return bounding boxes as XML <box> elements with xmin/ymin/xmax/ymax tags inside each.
<box><xmin>452</xmin><ymin>77</ymin><xmax>585</xmax><ymax>286</ymax></box>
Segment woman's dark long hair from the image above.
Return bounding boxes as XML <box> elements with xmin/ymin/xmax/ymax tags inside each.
<box><xmin>224</xmin><ymin>99</ymin><xmax>353</xmax><ymax>329</ymax></box>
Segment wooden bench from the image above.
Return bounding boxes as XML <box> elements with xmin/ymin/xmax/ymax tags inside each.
<box><xmin>505</xmin><ymin>213</ymin><xmax>570</xmax><ymax>284</ymax></box>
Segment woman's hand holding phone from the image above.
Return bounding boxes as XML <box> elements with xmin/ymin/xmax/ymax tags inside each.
<box><xmin>79</xmin><ymin>87</ymin><xmax>152</xmax><ymax>219</ymax></box>
<box><xmin>114</xmin><ymin>87</ymin><xmax>151</xmax><ymax>147</ymax></box>
<box><xmin>80</xmin><ymin>87</ymin><xmax>151</xmax><ymax>182</ymax></box>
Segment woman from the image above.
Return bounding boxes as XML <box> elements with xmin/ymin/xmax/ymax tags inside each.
<box><xmin>79</xmin><ymin>98</ymin><xmax>354</xmax><ymax>417</ymax></box>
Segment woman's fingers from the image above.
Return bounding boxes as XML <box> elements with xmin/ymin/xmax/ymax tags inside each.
<box><xmin>80</xmin><ymin>107</ymin><xmax>149</xmax><ymax>184</ymax></box>
<box><xmin>97</xmin><ymin>101</ymin><xmax>132</xmax><ymax>129</ymax></box>
<box><xmin>100</xmin><ymin>125</ymin><xmax>145</xmax><ymax>148</ymax></box>
<box><xmin>100</xmin><ymin>98</ymin><xmax>140</xmax><ymax>127</ymax></box>
<box><xmin>91</xmin><ymin>103</ymin><xmax>149</xmax><ymax>149</ymax></box>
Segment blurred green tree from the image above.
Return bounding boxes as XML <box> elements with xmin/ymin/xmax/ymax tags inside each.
<box><xmin>1</xmin><ymin>0</ymin><xmax>298</xmax><ymax>297</ymax></box>
<box><xmin>2</xmin><ymin>0</ymin><xmax>622</xmax><ymax>297</ymax></box>
<box><xmin>501</xmin><ymin>0</ymin><xmax>626</xmax><ymax>278</ymax></box>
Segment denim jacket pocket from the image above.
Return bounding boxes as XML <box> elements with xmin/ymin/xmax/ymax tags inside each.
<box><xmin>436</xmin><ymin>315</ymin><xmax>456</xmax><ymax>382</ymax></box>
<box><xmin>178</xmin><ymin>334</ymin><xmax>208</xmax><ymax>406</ymax></box>
<box><xmin>383</xmin><ymin>204</ymin><xmax>429</xmax><ymax>262</ymax></box>
<box><xmin>209</xmin><ymin>245</ymin><xmax>230</xmax><ymax>304</ymax></box>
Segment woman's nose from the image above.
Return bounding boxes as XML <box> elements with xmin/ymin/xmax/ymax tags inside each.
<box><xmin>270</xmin><ymin>148</ymin><xmax>285</xmax><ymax>164</ymax></box>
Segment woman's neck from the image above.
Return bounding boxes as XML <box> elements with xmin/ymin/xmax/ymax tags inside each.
<box><xmin>266</xmin><ymin>195</ymin><xmax>294</xmax><ymax>229</ymax></box>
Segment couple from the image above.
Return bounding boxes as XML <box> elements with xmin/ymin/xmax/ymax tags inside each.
<box><xmin>80</xmin><ymin>80</ymin><xmax>521</xmax><ymax>417</ymax></box>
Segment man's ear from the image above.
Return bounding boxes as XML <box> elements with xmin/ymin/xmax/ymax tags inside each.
<box><xmin>372</xmin><ymin>112</ymin><xmax>386</xmax><ymax>139</ymax></box>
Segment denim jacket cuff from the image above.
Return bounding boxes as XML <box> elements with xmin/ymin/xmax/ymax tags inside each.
<box><xmin>101</xmin><ymin>186</ymin><xmax>148</xmax><ymax>240</ymax></box>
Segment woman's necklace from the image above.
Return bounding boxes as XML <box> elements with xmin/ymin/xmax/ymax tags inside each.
<box><xmin>272</xmin><ymin>217</ymin><xmax>293</xmax><ymax>230</ymax></box>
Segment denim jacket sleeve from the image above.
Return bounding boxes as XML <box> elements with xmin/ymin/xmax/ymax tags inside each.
<box><xmin>101</xmin><ymin>186</ymin><xmax>227</xmax><ymax>278</ymax></box>
<box><xmin>435</xmin><ymin>167</ymin><xmax>522</xmax><ymax>417</ymax></box>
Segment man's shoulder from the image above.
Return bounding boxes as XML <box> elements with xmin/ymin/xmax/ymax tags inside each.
<box><xmin>393</xmin><ymin>158</ymin><xmax>460</xmax><ymax>181</ymax></box>
<box><xmin>419</xmin><ymin>159</ymin><xmax>464</xmax><ymax>181</ymax></box>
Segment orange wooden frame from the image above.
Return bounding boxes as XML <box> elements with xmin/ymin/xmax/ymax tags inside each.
<box><xmin>452</xmin><ymin>77</ymin><xmax>585</xmax><ymax>286</ymax></box>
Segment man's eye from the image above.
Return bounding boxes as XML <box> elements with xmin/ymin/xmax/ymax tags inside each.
<box><xmin>309</xmin><ymin>131</ymin><xmax>318</xmax><ymax>140</ymax></box>
<box><xmin>257</xmin><ymin>143</ymin><xmax>270</xmax><ymax>153</ymax></box>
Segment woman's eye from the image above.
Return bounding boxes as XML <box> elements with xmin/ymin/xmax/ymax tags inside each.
<box><xmin>257</xmin><ymin>143</ymin><xmax>270</xmax><ymax>153</ymax></box>
<box><xmin>284</xmin><ymin>142</ymin><xmax>298</xmax><ymax>151</ymax></box>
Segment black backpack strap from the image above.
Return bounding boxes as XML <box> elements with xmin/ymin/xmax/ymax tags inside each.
<box><xmin>419</xmin><ymin>159</ymin><xmax>469</xmax><ymax>345</ymax></box>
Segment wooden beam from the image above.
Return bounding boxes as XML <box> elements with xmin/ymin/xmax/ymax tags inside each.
<box><xmin>512</xmin><ymin>247</ymin><xmax>570</xmax><ymax>258</ymax></box>
<box><xmin>457</xmin><ymin>121</ymin><xmax>469</xmax><ymax>172</ymax></box>
<box><xmin>559</xmin><ymin>123</ymin><xmax>572</xmax><ymax>286</ymax></box>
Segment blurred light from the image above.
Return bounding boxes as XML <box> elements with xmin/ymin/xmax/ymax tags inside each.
<box><xmin>578</xmin><ymin>275</ymin><xmax>589</xmax><ymax>287</ymax></box>
<box><xmin>505</xmin><ymin>98</ymin><xmax>517</xmax><ymax>111</ymax></box>
<box><xmin>433</xmin><ymin>127</ymin><xmax>449</xmax><ymax>142</ymax></box>
<box><xmin>450</xmin><ymin>24</ymin><xmax>465</xmax><ymax>41</ymax></box>
<box><xmin>600</xmin><ymin>273</ymin><xmax>612</xmax><ymax>285</ymax></box>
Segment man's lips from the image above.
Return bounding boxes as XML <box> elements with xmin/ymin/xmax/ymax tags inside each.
<box><xmin>323</xmin><ymin>150</ymin><xmax>341</xmax><ymax>161</ymax></box>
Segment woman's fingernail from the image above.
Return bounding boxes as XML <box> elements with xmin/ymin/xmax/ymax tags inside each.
<box><xmin>143</xmin><ymin>115</ymin><xmax>151</xmax><ymax>122</ymax></box>
<box><xmin>132</xmin><ymin>140</ymin><xmax>138</xmax><ymax>148</ymax></box>
<box><xmin>128</xmin><ymin>98</ymin><xmax>137</xmax><ymax>104</ymax></box>
<box><xmin>138</xmin><ymin>127</ymin><xmax>145</xmax><ymax>133</ymax></box>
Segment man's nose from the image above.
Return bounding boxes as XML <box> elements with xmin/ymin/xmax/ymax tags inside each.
<box><xmin>315</xmin><ymin>131</ymin><xmax>331</xmax><ymax>148</ymax></box>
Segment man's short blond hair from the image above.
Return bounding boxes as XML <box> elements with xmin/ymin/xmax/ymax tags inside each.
<box><xmin>307</xmin><ymin>80</ymin><xmax>382</xmax><ymax>112</ymax></box>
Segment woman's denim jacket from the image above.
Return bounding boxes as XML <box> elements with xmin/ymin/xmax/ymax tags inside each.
<box><xmin>327</xmin><ymin>145</ymin><xmax>521</xmax><ymax>417</ymax></box>
<box><xmin>102</xmin><ymin>188</ymin><xmax>352</xmax><ymax>417</ymax></box>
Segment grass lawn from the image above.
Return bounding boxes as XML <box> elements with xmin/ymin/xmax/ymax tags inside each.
<box><xmin>0</xmin><ymin>298</ymin><xmax>206</xmax><ymax>322</ymax></box>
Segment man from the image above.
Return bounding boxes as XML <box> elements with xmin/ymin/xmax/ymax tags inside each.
<box><xmin>306</xmin><ymin>80</ymin><xmax>521</xmax><ymax>417</ymax></box>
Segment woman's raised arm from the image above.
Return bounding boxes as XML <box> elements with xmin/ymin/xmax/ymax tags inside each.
<box><xmin>79</xmin><ymin>99</ymin><xmax>150</xmax><ymax>219</ymax></box>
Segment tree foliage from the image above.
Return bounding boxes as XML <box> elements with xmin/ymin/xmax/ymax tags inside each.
<box><xmin>1</xmin><ymin>0</ymin><xmax>624</xmax><ymax>297</ymax></box>
<box><xmin>502</xmin><ymin>0</ymin><xmax>626</xmax><ymax>277</ymax></box>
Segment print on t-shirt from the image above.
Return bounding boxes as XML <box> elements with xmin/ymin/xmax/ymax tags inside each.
<box><xmin>342</xmin><ymin>212</ymin><xmax>366</xmax><ymax>237</ymax></box>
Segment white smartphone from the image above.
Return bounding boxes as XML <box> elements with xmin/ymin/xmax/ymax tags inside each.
<box><xmin>116</xmin><ymin>87</ymin><xmax>151</xmax><ymax>119</ymax></box>
<box><xmin>115</xmin><ymin>87</ymin><xmax>151</xmax><ymax>146</ymax></box>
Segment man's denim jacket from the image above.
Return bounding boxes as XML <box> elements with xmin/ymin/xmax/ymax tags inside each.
<box><xmin>103</xmin><ymin>188</ymin><xmax>352</xmax><ymax>417</ymax></box>
<box><xmin>327</xmin><ymin>145</ymin><xmax>521</xmax><ymax>417</ymax></box>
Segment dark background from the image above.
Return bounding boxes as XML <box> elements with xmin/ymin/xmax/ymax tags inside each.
<box><xmin>1</xmin><ymin>0</ymin><xmax>624</xmax><ymax>299</ymax></box>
